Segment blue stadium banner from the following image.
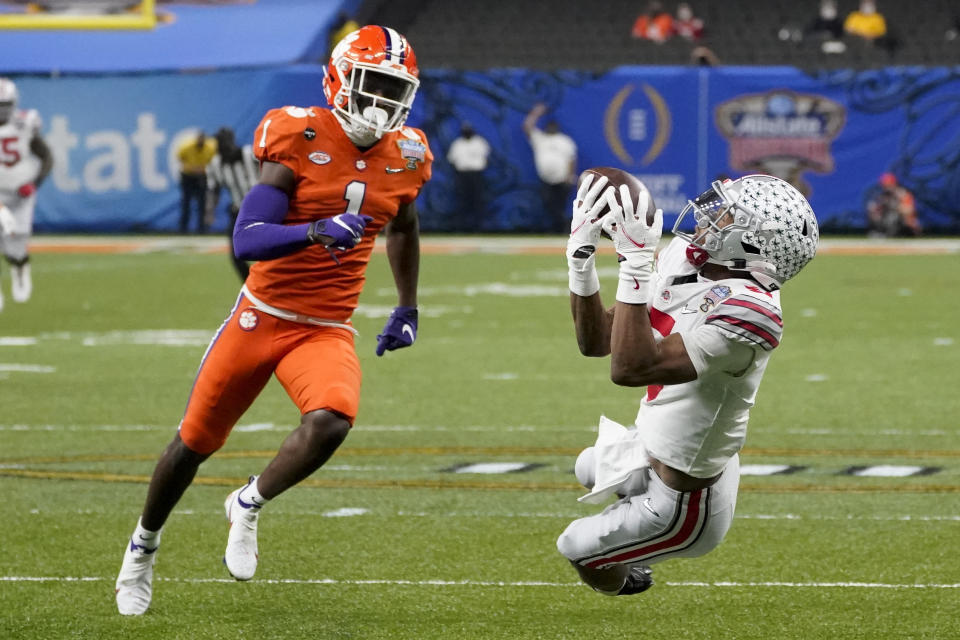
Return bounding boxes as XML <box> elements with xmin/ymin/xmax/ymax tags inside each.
<box><xmin>17</xmin><ymin>65</ymin><xmax>960</xmax><ymax>233</ymax></box>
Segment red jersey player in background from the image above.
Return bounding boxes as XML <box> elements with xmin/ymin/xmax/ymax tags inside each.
<box><xmin>116</xmin><ymin>25</ymin><xmax>432</xmax><ymax>615</ymax></box>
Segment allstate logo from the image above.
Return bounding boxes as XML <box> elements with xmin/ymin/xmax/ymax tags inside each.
<box><xmin>604</xmin><ymin>83</ymin><xmax>672</xmax><ymax>167</ymax></box>
<box><xmin>238</xmin><ymin>309</ymin><xmax>259</xmax><ymax>331</ymax></box>
<box><xmin>715</xmin><ymin>90</ymin><xmax>846</xmax><ymax>196</ymax></box>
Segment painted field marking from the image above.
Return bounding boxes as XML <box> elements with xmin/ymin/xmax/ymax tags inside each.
<box><xmin>2</xmin><ymin>575</ymin><xmax>958</xmax><ymax>589</ymax></box>
<box><xmin>845</xmin><ymin>465</ymin><xmax>937</xmax><ymax>477</ymax></box>
<box><xmin>2</xmin><ymin>467</ymin><xmax>958</xmax><ymax>494</ymax></box>
<box><xmin>0</xmin><ymin>364</ymin><xmax>56</xmax><ymax>373</ymax></box>
<box><xmin>18</xmin><ymin>506</ymin><xmax>960</xmax><ymax>522</ymax></box>
<box><xmin>740</xmin><ymin>464</ymin><xmax>805</xmax><ymax>476</ymax></box>
<box><xmin>27</xmin><ymin>236</ymin><xmax>960</xmax><ymax>256</ymax></box>
<box><xmin>5</xmin><ymin>445</ymin><xmax>960</xmax><ymax>462</ymax></box>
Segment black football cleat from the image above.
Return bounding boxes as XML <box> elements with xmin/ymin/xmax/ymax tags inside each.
<box><xmin>617</xmin><ymin>565</ymin><xmax>654</xmax><ymax>595</ymax></box>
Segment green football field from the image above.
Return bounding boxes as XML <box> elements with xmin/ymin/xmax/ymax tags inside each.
<box><xmin>1</xmin><ymin>235</ymin><xmax>958</xmax><ymax>639</ymax></box>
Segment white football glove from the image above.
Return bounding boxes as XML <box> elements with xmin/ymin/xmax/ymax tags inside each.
<box><xmin>566</xmin><ymin>173</ymin><xmax>610</xmax><ymax>297</ymax></box>
<box><xmin>601</xmin><ymin>184</ymin><xmax>663</xmax><ymax>304</ymax></box>
<box><xmin>0</xmin><ymin>205</ymin><xmax>15</xmax><ymax>237</ymax></box>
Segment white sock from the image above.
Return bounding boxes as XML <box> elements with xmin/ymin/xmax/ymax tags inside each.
<box><xmin>131</xmin><ymin>517</ymin><xmax>161</xmax><ymax>550</ymax></box>
<box><xmin>237</xmin><ymin>475</ymin><xmax>269</xmax><ymax>510</ymax></box>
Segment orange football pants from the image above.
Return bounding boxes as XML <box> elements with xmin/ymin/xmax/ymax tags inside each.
<box><xmin>178</xmin><ymin>295</ymin><xmax>361</xmax><ymax>454</ymax></box>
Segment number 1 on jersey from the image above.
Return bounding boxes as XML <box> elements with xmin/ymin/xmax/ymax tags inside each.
<box><xmin>344</xmin><ymin>181</ymin><xmax>366</xmax><ymax>214</ymax></box>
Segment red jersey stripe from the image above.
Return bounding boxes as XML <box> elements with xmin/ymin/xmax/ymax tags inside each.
<box><xmin>707</xmin><ymin>314</ymin><xmax>781</xmax><ymax>348</ymax></box>
<box><xmin>720</xmin><ymin>297</ymin><xmax>783</xmax><ymax>326</ymax></box>
<box><xmin>645</xmin><ymin>307</ymin><xmax>675</xmax><ymax>401</ymax></box>
<box><xmin>649</xmin><ymin>307</ymin><xmax>675</xmax><ymax>337</ymax></box>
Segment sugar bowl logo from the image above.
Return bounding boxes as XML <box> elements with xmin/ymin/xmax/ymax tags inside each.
<box><xmin>715</xmin><ymin>90</ymin><xmax>845</xmax><ymax>196</ymax></box>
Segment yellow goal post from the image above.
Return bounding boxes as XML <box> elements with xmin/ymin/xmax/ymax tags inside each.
<box><xmin>0</xmin><ymin>0</ymin><xmax>156</xmax><ymax>30</ymax></box>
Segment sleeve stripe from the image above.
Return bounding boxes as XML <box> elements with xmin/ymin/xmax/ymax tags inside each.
<box><xmin>719</xmin><ymin>297</ymin><xmax>783</xmax><ymax>327</ymax></box>
<box><xmin>706</xmin><ymin>314</ymin><xmax>781</xmax><ymax>350</ymax></box>
<box><xmin>710</xmin><ymin>305</ymin><xmax>782</xmax><ymax>340</ymax></box>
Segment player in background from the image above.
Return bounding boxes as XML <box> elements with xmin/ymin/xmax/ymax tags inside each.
<box><xmin>207</xmin><ymin>126</ymin><xmax>259</xmax><ymax>280</ymax></box>
<box><xmin>0</xmin><ymin>78</ymin><xmax>53</xmax><ymax>312</ymax></box>
<box><xmin>558</xmin><ymin>173</ymin><xmax>818</xmax><ymax>595</ymax></box>
<box><xmin>115</xmin><ymin>25</ymin><xmax>431</xmax><ymax>615</ymax></box>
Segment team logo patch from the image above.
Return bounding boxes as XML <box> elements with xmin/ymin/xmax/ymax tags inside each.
<box><xmin>661</xmin><ymin>290</ymin><xmax>671</xmax><ymax>302</ymax></box>
<box><xmin>356</xmin><ymin>159</ymin><xmax>367</xmax><ymax>170</ymax></box>
<box><xmin>238</xmin><ymin>309</ymin><xmax>259</xmax><ymax>331</ymax></box>
<box><xmin>309</xmin><ymin>151</ymin><xmax>331</xmax><ymax>165</ymax></box>
<box><xmin>397</xmin><ymin>139</ymin><xmax>426</xmax><ymax>170</ymax></box>
<box><xmin>699</xmin><ymin>285</ymin><xmax>732</xmax><ymax>312</ymax></box>
<box><xmin>304</xmin><ymin>127</ymin><xmax>316</xmax><ymax>140</ymax></box>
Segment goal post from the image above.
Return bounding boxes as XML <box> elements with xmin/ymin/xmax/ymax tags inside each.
<box><xmin>0</xmin><ymin>0</ymin><xmax>156</xmax><ymax>30</ymax></box>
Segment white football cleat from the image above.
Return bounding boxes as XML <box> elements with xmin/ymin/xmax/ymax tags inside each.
<box><xmin>10</xmin><ymin>262</ymin><xmax>30</xmax><ymax>303</ymax></box>
<box><xmin>223</xmin><ymin>480</ymin><xmax>261</xmax><ymax>581</ymax></box>
<box><xmin>115</xmin><ymin>536</ymin><xmax>159</xmax><ymax>615</ymax></box>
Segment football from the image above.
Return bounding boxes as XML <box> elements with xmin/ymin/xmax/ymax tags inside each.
<box><xmin>577</xmin><ymin>166</ymin><xmax>656</xmax><ymax>225</ymax></box>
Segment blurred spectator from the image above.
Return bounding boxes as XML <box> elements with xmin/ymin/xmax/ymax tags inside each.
<box><xmin>806</xmin><ymin>0</ymin><xmax>847</xmax><ymax>54</ymax></box>
<box><xmin>176</xmin><ymin>131</ymin><xmax>217</xmax><ymax>234</ymax></box>
<box><xmin>945</xmin><ymin>15</ymin><xmax>960</xmax><ymax>41</ymax></box>
<box><xmin>207</xmin><ymin>127</ymin><xmax>258</xmax><ymax>279</ymax></box>
<box><xmin>690</xmin><ymin>45</ymin><xmax>720</xmax><ymax>66</ymax></box>
<box><xmin>674</xmin><ymin>2</ymin><xmax>704</xmax><ymax>41</ymax></box>
<box><xmin>631</xmin><ymin>1</ymin><xmax>674</xmax><ymax>43</ymax></box>
<box><xmin>843</xmin><ymin>0</ymin><xmax>887</xmax><ymax>42</ymax></box>
<box><xmin>523</xmin><ymin>103</ymin><xmax>578</xmax><ymax>233</ymax></box>
<box><xmin>866</xmin><ymin>173</ymin><xmax>921</xmax><ymax>238</ymax></box>
<box><xmin>328</xmin><ymin>11</ymin><xmax>360</xmax><ymax>55</ymax></box>
<box><xmin>446</xmin><ymin>122</ymin><xmax>491</xmax><ymax>232</ymax></box>
<box><xmin>806</xmin><ymin>0</ymin><xmax>844</xmax><ymax>40</ymax></box>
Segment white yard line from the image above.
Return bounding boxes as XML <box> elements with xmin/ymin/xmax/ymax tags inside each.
<box><xmin>18</xmin><ymin>508</ymin><xmax>960</xmax><ymax>522</ymax></box>
<box><xmin>2</xmin><ymin>575</ymin><xmax>958</xmax><ymax>589</ymax></box>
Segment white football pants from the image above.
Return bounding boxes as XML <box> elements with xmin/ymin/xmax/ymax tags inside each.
<box><xmin>557</xmin><ymin>454</ymin><xmax>739</xmax><ymax>569</ymax></box>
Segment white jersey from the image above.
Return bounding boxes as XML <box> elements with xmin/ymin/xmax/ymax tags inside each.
<box><xmin>0</xmin><ymin>108</ymin><xmax>43</xmax><ymax>204</ymax></box>
<box><xmin>637</xmin><ymin>237</ymin><xmax>784</xmax><ymax>478</ymax></box>
<box><xmin>528</xmin><ymin>128</ymin><xmax>576</xmax><ymax>185</ymax></box>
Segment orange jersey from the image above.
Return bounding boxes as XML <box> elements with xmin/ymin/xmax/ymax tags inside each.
<box><xmin>244</xmin><ymin>107</ymin><xmax>432</xmax><ymax>321</ymax></box>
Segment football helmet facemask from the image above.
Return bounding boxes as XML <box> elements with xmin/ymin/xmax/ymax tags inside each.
<box><xmin>0</xmin><ymin>78</ymin><xmax>18</xmax><ymax>125</ymax></box>
<box><xmin>323</xmin><ymin>25</ymin><xmax>419</xmax><ymax>146</ymax></box>
<box><xmin>673</xmin><ymin>174</ymin><xmax>819</xmax><ymax>290</ymax></box>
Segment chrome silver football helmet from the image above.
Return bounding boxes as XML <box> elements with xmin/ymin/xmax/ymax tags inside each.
<box><xmin>673</xmin><ymin>174</ymin><xmax>819</xmax><ymax>290</ymax></box>
<box><xmin>0</xmin><ymin>78</ymin><xmax>18</xmax><ymax>124</ymax></box>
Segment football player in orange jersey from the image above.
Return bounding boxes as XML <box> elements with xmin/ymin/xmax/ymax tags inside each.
<box><xmin>116</xmin><ymin>26</ymin><xmax>432</xmax><ymax>615</ymax></box>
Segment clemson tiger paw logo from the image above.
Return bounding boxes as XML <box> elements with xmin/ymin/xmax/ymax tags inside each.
<box><xmin>238</xmin><ymin>309</ymin><xmax>259</xmax><ymax>331</ymax></box>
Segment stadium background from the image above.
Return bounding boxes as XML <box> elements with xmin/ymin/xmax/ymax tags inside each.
<box><xmin>4</xmin><ymin>0</ymin><xmax>960</xmax><ymax>234</ymax></box>
<box><xmin>2</xmin><ymin>3</ymin><xmax>959</xmax><ymax>639</ymax></box>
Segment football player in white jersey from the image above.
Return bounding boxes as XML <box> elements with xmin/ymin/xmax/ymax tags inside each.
<box><xmin>558</xmin><ymin>172</ymin><xmax>818</xmax><ymax>595</ymax></box>
<box><xmin>0</xmin><ymin>77</ymin><xmax>53</xmax><ymax>312</ymax></box>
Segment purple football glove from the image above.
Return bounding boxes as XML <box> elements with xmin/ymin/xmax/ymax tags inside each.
<box><xmin>308</xmin><ymin>213</ymin><xmax>374</xmax><ymax>250</ymax></box>
<box><xmin>376</xmin><ymin>306</ymin><xmax>418</xmax><ymax>356</ymax></box>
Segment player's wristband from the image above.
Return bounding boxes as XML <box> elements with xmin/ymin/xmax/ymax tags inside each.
<box><xmin>615</xmin><ymin>269</ymin><xmax>650</xmax><ymax>304</ymax></box>
<box><xmin>569</xmin><ymin>265</ymin><xmax>600</xmax><ymax>297</ymax></box>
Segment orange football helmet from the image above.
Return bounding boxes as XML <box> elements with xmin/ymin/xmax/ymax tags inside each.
<box><xmin>323</xmin><ymin>25</ymin><xmax>420</xmax><ymax>143</ymax></box>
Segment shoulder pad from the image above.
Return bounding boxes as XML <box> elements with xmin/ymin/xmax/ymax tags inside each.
<box><xmin>254</xmin><ymin>106</ymin><xmax>317</xmax><ymax>164</ymax></box>
<box><xmin>705</xmin><ymin>292</ymin><xmax>783</xmax><ymax>351</ymax></box>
